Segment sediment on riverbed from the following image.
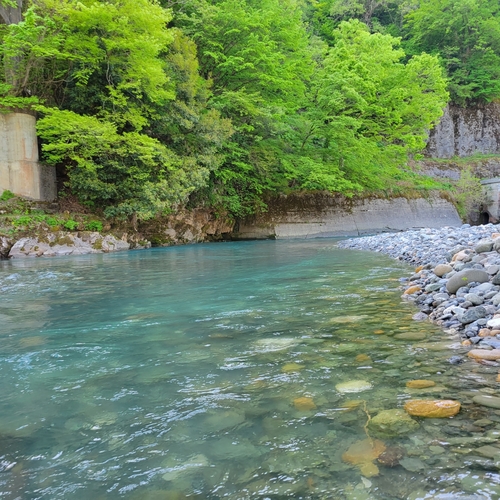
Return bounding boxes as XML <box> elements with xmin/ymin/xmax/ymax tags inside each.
<box><xmin>338</xmin><ymin>224</ymin><xmax>500</xmax><ymax>362</ymax></box>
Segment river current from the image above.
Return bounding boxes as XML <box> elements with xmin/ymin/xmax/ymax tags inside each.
<box><xmin>1</xmin><ymin>240</ymin><xmax>500</xmax><ymax>499</ymax></box>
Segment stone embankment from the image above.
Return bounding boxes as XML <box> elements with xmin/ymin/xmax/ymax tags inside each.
<box><xmin>338</xmin><ymin>224</ymin><xmax>500</xmax><ymax>363</ymax></box>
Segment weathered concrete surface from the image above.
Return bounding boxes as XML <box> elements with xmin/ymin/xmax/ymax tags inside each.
<box><xmin>481</xmin><ymin>178</ymin><xmax>500</xmax><ymax>223</ymax></box>
<box><xmin>427</xmin><ymin>103</ymin><xmax>500</xmax><ymax>158</ymax></box>
<box><xmin>0</xmin><ymin>112</ymin><xmax>56</xmax><ymax>201</ymax></box>
<box><xmin>232</xmin><ymin>194</ymin><xmax>461</xmax><ymax>240</ymax></box>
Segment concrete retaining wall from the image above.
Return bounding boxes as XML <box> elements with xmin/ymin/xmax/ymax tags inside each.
<box><xmin>232</xmin><ymin>193</ymin><xmax>462</xmax><ymax>239</ymax></box>
<box><xmin>0</xmin><ymin>112</ymin><xmax>56</xmax><ymax>201</ymax></box>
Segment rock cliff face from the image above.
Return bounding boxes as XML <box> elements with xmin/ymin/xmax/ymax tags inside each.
<box><xmin>232</xmin><ymin>193</ymin><xmax>461</xmax><ymax>240</ymax></box>
<box><xmin>0</xmin><ymin>208</ymin><xmax>235</xmax><ymax>259</ymax></box>
<box><xmin>142</xmin><ymin>208</ymin><xmax>234</xmax><ymax>246</ymax></box>
<box><xmin>8</xmin><ymin>231</ymin><xmax>131</xmax><ymax>258</ymax></box>
<box><xmin>427</xmin><ymin>103</ymin><xmax>500</xmax><ymax>158</ymax></box>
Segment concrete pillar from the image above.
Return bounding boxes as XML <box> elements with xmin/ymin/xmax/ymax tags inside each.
<box><xmin>0</xmin><ymin>112</ymin><xmax>56</xmax><ymax>201</ymax></box>
<box><xmin>481</xmin><ymin>178</ymin><xmax>500</xmax><ymax>222</ymax></box>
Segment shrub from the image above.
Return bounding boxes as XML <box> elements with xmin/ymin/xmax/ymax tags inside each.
<box><xmin>84</xmin><ymin>220</ymin><xmax>103</xmax><ymax>232</ymax></box>
<box><xmin>63</xmin><ymin>219</ymin><xmax>79</xmax><ymax>231</ymax></box>
<box><xmin>0</xmin><ymin>190</ymin><xmax>15</xmax><ymax>202</ymax></box>
<box><xmin>452</xmin><ymin>167</ymin><xmax>486</xmax><ymax>220</ymax></box>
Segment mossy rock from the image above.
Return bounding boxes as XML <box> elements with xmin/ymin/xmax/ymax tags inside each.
<box><xmin>92</xmin><ymin>238</ymin><xmax>103</xmax><ymax>250</ymax></box>
<box><xmin>55</xmin><ymin>235</ymin><xmax>74</xmax><ymax>246</ymax></box>
<box><xmin>368</xmin><ymin>409</ymin><xmax>419</xmax><ymax>438</ymax></box>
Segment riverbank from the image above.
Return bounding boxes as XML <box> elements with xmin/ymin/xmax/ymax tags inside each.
<box><xmin>338</xmin><ymin>224</ymin><xmax>500</xmax><ymax>364</ymax></box>
<box><xmin>0</xmin><ymin>196</ymin><xmax>234</xmax><ymax>259</ymax></box>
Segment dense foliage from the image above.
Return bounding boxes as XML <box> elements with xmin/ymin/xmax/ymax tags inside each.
<box><xmin>308</xmin><ymin>0</ymin><xmax>500</xmax><ymax>105</ymax></box>
<box><xmin>3</xmin><ymin>0</ymin><xmax>491</xmax><ymax>221</ymax></box>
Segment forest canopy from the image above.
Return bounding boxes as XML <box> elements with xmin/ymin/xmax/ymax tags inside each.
<box><xmin>1</xmin><ymin>0</ymin><xmax>491</xmax><ymax>220</ymax></box>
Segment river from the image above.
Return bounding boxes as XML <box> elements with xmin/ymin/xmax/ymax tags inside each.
<box><xmin>0</xmin><ymin>240</ymin><xmax>499</xmax><ymax>499</ymax></box>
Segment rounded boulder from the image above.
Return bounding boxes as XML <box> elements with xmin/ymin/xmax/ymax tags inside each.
<box><xmin>434</xmin><ymin>264</ymin><xmax>452</xmax><ymax>277</ymax></box>
<box><xmin>404</xmin><ymin>399</ymin><xmax>460</xmax><ymax>418</ymax></box>
<box><xmin>368</xmin><ymin>409</ymin><xmax>419</xmax><ymax>438</ymax></box>
<box><xmin>446</xmin><ymin>270</ymin><xmax>489</xmax><ymax>294</ymax></box>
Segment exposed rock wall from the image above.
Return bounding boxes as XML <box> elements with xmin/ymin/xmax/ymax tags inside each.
<box><xmin>8</xmin><ymin>231</ymin><xmax>131</xmax><ymax>258</ymax></box>
<box><xmin>0</xmin><ymin>208</ymin><xmax>236</xmax><ymax>259</ymax></box>
<box><xmin>139</xmin><ymin>208</ymin><xmax>234</xmax><ymax>246</ymax></box>
<box><xmin>417</xmin><ymin>158</ymin><xmax>500</xmax><ymax>181</ymax></box>
<box><xmin>427</xmin><ymin>103</ymin><xmax>500</xmax><ymax>159</ymax></box>
<box><xmin>232</xmin><ymin>193</ymin><xmax>461</xmax><ymax>240</ymax></box>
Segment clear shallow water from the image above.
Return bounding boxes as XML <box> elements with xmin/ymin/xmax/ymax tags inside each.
<box><xmin>1</xmin><ymin>240</ymin><xmax>500</xmax><ymax>499</ymax></box>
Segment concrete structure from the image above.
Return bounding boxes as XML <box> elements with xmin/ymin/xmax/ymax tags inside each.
<box><xmin>232</xmin><ymin>193</ymin><xmax>462</xmax><ymax>239</ymax></box>
<box><xmin>480</xmin><ymin>178</ymin><xmax>500</xmax><ymax>223</ymax></box>
<box><xmin>0</xmin><ymin>112</ymin><xmax>56</xmax><ymax>201</ymax></box>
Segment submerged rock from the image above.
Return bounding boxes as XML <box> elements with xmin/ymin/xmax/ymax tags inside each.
<box><xmin>162</xmin><ymin>454</ymin><xmax>209</xmax><ymax>482</ymax></box>
<box><xmin>342</xmin><ymin>438</ymin><xmax>386</xmax><ymax>478</ymax></box>
<box><xmin>368</xmin><ymin>409</ymin><xmax>419</xmax><ymax>438</ymax></box>
<box><xmin>282</xmin><ymin>363</ymin><xmax>304</xmax><ymax>373</ymax></box>
<box><xmin>332</xmin><ymin>315</ymin><xmax>370</xmax><ymax>323</ymax></box>
<box><xmin>404</xmin><ymin>399</ymin><xmax>461</xmax><ymax>418</ymax></box>
<box><xmin>377</xmin><ymin>446</ymin><xmax>405</xmax><ymax>467</ymax></box>
<box><xmin>293</xmin><ymin>396</ymin><xmax>317</xmax><ymax>411</ymax></box>
<box><xmin>336</xmin><ymin>380</ymin><xmax>373</xmax><ymax>394</ymax></box>
<box><xmin>406</xmin><ymin>380</ymin><xmax>436</xmax><ymax>389</ymax></box>
<box><xmin>394</xmin><ymin>331</ymin><xmax>427</xmax><ymax>341</ymax></box>
<box><xmin>355</xmin><ymin>354</ymin><xmax>371</xmax><ymax>363</ymax></box>
<box><xmin>399</xmin><ymin>457</ymin><xmax>425</xmax><ymax>472</ymax></box>
<box><xmin>472</xmin><ymin>395</ymin><xmax>500</xmax><ymax>409</ymax></box>
<box><xmin>253</xmin><ymin>337</ymin><xmax>299</xmax><ymax>353</ymax></box>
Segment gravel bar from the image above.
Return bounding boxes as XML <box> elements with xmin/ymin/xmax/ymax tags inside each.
<box><xmin>338</xmin><ymin>223</ymin><xmax>500</xmax><ymax>361</ymax></box>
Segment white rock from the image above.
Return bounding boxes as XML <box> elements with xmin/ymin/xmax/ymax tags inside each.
<box><xmin>336</xmin><ymin>380</ymin><xmax>372</xmax><ymax>393</ymax></box>
<box><xmin>8</xmin><ymin>231</ymin><xmax>130</xmax><ymax>258</ymax></box>
<box><xmin>487</xmin><ymin>318</ymin><xmax>500</xmax><ymax>329</ymax></box>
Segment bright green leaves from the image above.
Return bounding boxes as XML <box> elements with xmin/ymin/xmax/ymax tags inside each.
<box><xmin>404</xmin><ymin>0</ymin><xmax>500</xmax><ymax>104</ymax></box>
<box><xmin>171</xmin><ymin>0</ymin><xmax>315</xmax><ymax>215</ymax></box>
<box><xmin>291</xmin><ymin>20</ymin><xmax>448</xmax><ymax>192</ymax></box>
<box><xmin>0</xmin><ymin>0</ymin><xmax>174</xmax><ymax>125</ymax></box>
<box><xmin>0</xmin><ymin>0</ymin><xmax>231</xmax><ymax>220</ymax></box>
<box><xmin>182</xmin><ymin>0</ymin><xmax>311</xmax><ymax>109</ymax></box>
<box><xmin>37</xmin><ymin>108</ymin><xmax>206</xmax><ymax>220</ymax></box>
<box><xmin>0</xmin><ymin>0</ymin><xmax>453</xmax><ymax>221</ymax></box>
<box><xmin>60</xmin><ymin>0</ymin><xmax>174</xmax><ymax>129</ymax></box>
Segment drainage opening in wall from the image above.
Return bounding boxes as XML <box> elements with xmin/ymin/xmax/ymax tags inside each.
<box><xmin>480</xmin><ymin>212</ymin><xmax>490</xmax><ymax>224</ymax></box>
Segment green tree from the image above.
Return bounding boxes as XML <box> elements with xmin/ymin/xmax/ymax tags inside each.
<box><xmin>0</xmin><ymin>0</ymin><xmax>231</xmax><ymax>220</ymax></box>
<box><xmin>304</xmin><ymin>0</ymin><xmax>407</xmax><ymax>40</ymax></box>
<box><xmin>171</xmin><ymin>0</ymin><xmax>315</xmax><ymax>215</ymax></box>
<box><xmin>284</xmin><ymin>20</ymin><xmax>448</xmax><ymax>191</ymax></box>
<box><xmin>404</xmin><ymin>0</ymin><xmax>500</xmax><ymax>104</ymax></box>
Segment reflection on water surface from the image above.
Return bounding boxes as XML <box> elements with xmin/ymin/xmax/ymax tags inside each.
<box><xmin>0</xmin><ymin>240</ymin><xmax>499</xmax><ymax>499</ymax></box>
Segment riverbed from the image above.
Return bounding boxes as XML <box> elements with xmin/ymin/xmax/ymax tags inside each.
<box><xmin>1</xmin><ymin>240</ymin><xmax>499</xmax><ymax>499</ymax></box>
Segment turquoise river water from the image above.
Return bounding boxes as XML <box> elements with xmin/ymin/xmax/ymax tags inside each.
<box><xmin>1</xmin><ymin>240</ymin><xmax>500</xmax><ymax>499</ymax></box>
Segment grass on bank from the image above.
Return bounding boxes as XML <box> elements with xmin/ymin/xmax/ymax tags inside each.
<box><xmin>0</xmin><ymin>195</ymin><xmax>105</xmax><ymax>238</ymax></box>
<box><xmin>424</xmin><ymin>153</ymin><xmax>500</xmax><ymax>165</ymax></box>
